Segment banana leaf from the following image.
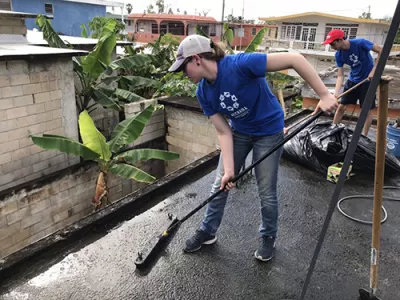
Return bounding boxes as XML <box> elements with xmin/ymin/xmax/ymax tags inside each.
<box><xmin>102</xmin><ymin>76</ymin><xmax>160</xmax><ymax>90</ymax></box>
<box><xmin>116</xmin><ymin>149</ymin><xmax>179</xmax><ymax>163</ymax></box>
<box><xmin>93</xmin><ymin>88</ymin><xmax>121</xmax><ymax>111</ymax></box>
<box><xmin>109</xmin><ymin>163</ymin><xmax>155</xmax><ymax>183</ymax></box>
<box><xmin>105</xmin><ymin>55</ymin><xmax>152</xmax><ymax>74</ymax></box>
<box><xmin>81</xmin><ymin>19</ymin><xmax>117</xmax><ymax>80</ymax></box>
<box><xmin>78</xmin><ymin>110</ymin><xmax>112</xmax><ymax>161</ymax></box>
<box><xmin>31</xmin><ymin>134</ymin><xmax>100</xmax><ymax>160</ymax></box>
<box><xmin>108</xmin><ymin>105</ymin><xmax>157</xmax><ymax>153</ymax></box>
<box><xmin>223</xmin><ymin>23</ymin><xmax>234</xmax><ymax>45</ymax></box>
<box><xmin>73</xmin><ymin>57</ymin><xmax>83</xmax><ymax>74</ymax></box>
<box><xmin>114</xmin><ymin>88</ymin><xmax>144</xmax><ymax>102</ymax></box>
<box><xmin>80</xmin><ymin>24</ymin><xmax>89</xmax><ymax>38</ymax></box>
<box><xmin>245</xmin><ymin>28</ymin><xmax>266</xmax><ymax>53</ymax></box>
<box><xmin>35</xmin><ymin>15</ymin><xmax>69</xmax><ymax>49</ymax></box>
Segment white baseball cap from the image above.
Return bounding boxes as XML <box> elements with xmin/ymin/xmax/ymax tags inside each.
<box><xmin>168</xmin><ymin>34</ymin><xmax>213</xmax><ymax>72</ymax></box>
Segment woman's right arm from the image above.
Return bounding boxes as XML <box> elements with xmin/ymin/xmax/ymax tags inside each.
<box><xmin>209</xmin><ymin>113</ymin><xmax>235</xmax><ymax>191</ymax></box>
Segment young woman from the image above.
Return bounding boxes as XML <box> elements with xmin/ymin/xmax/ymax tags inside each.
<box><xmin>168</xmin><ymin>34</ymin><xmax>337</xmax><ymax>262</ymax></box>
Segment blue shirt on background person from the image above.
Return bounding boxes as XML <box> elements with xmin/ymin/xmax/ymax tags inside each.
<box><xmin>335</xmin><ymin>38</ymin><xmax>374</xmax><ymax>83</ymax></box>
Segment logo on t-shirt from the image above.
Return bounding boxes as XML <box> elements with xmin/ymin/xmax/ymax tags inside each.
<box><xmin>219</xmin><ymin>92</ymin><xmax>248</xmax><ymax>118</ymax></box>
<box><xmin>349</xmin><ymin>53</ymin><xmax>360</xmax><ymax>67</ymax></box>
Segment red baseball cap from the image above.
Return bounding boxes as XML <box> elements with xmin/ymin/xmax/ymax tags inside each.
<box><xmin>322</xmin><ymin>29</ymin><xmax>345</xmax><ymax>45</ymax></box>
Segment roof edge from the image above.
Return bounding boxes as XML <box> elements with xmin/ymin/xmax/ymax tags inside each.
<box><xmin>258</xmin><ymin>11</ymin><xmax>391</xmax><ymax>26</ymax></box>
<box><xmin>0</xmin><ymin>10</ymin><xmax>53</xmax><ymax>19</ymax></box>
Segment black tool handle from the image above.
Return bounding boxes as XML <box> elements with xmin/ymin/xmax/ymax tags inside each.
<box><xmin>176</xmin><ymin>110</ymin><xmax>324</xmax><ymax>226</ymax></box>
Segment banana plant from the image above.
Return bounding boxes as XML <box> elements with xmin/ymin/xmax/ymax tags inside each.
<box><xmin>266</xmin><ymin>72</ymin><xmax>297</xmax><ymax>115</ymax></box>
<box><xmin>245</xmin><ymin>28</ymin><xmax>268</xmax><ymax>53</ymax></box>
<box><xmin>116</xmin><ymin>34</ymin><xmax>178</xmax><ymax>99</ymax></box>
<box><xmin>31</xmin><ymin>105</ymin><xmax>179</xmax><ymax>210</ymax></box>
<box><xmin>35</xmin><ymin>15</ymin><xmax>70</xmax><ymax>49</ymax></box>
<box><xmin>222</xmin><ymin>23</ymin><xmax>234</xmax><ymax>52</ymax></box>
<box><xmin>36</xmin><ymin>15</ymin><xmax>159</xmax><ymax>114</ymax></box>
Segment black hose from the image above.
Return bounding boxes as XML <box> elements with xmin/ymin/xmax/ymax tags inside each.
<box><xmin>336</xmin><ymin>186</ymin><xmax>400</xmax><ymax>225</ymax></box>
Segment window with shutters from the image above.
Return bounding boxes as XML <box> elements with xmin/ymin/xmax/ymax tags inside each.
<box><xmin>281</xmin><ymin>25</ymin><xmax>302</xmax><ymax>40</ymax></box>
<box><xmin>325</xmin><ymin>24</ymin><xmax>358</xmax><ymax>40</ymax></box>
<box><xmin>45</xmin><ymin>3</ymin><xmax>54</xmax><ymax>14</ymax></box>
<box><xmin>0</xmin><ymin>0</ymin><xmax>11</xmax><ymax>11</ymax></box>
<box><xmin>349</xmin><ymin>27</ymin><xmax>358</xmax><ymax>39</ymax></box>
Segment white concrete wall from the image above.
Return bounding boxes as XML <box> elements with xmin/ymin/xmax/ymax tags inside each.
<box><xmin>165</xmin><ymin>106</ymin><xmax>219</xmax><ymax>173</ymax></box>
<box><xmin>0</xmin><ymin>58</ymin><xmax>80</xmax><ymax>192</ymax></box>
<box><xmin>357</xmin><ymin>23</ymin><xmax>387</xmax><ymax>45</ymax></box>
<box><xmin>275</xmin><ymin>16</ymin><xmax>388</xmax><ymax>45</ymax></box>
<box><xmin>276</xmin><ymin>16</ymin><xmax>346</xmax><ymax>43</ymax></box>
<box><xmin>0</xmin><ymin>17</ymin><xmax>26</xmax><ymax>35</ymax></box>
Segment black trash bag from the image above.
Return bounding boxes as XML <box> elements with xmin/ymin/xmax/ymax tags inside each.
<box><xmin>283</xmin><ymin>121</ymin><xmax>400</xmax><ymax>175</ymax></box>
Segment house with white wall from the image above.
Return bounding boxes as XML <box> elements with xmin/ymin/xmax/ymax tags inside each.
<box><xmin>259</xmin><ymin>12</ymin><xmax>390</xmax><ymax>51</ymax></box>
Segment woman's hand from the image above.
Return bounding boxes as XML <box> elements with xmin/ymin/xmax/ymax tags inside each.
<box><xmin>220</xmin><ymin>171</ymin><xmax>235</xmax><ymax>191</ymax></box>
<box><xmin>313</xmin><ymin>93</ymin><xmax>338</xmax><ymax>115</ymax></box>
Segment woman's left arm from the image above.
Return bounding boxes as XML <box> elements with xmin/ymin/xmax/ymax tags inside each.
<box><xmin>266</xmin><ymin>52</ymin><xmax>338</xmax><ymax>114</ymax></box>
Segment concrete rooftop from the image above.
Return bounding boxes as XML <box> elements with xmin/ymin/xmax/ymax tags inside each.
<box><xmin>0</xmin><ymin>116</ymin><xmax>399</xmax><ymax>300</ymax></box>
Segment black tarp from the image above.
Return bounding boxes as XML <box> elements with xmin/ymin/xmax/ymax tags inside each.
<box><xmin>282</xmin><ymin>121</ymin><xmax>400</xmax><ymax>175</ymax></box>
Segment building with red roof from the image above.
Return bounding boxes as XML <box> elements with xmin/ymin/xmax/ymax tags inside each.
<box><xmin>128</xmin><ymin>13</ymin><xmax>277</xmax><ymax>48</ymax></box>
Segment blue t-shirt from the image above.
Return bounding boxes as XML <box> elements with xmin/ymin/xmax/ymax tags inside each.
<box><xmin>196</xmin><ymin>53</ymin><xmax>284</xmax><ymax>136</ymax></box>
<box><xmin>335</xmin><ymin>38</ymin><xmax>374</xmax><ymax>83</ymax></box>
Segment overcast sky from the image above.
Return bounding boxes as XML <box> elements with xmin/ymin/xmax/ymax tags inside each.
<box><xmin>110</xmin><ymin>0</ymin><xmax>398</xmax><ymax>21</ymax></box>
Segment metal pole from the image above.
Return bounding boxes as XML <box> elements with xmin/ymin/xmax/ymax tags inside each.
<box><xmin>239</xmin><ymin>0</ymin><xmax>244</xmax><ymax>50</ymax></box>
<box><xmin>221</xmin><ymin>0</ymin><xmax>225</xmax><ymax>40</ymax></box>
<box><xmin>121</xmin><ymin>3</ymin><xmax>124</xmax><ymax>23</ymax></box>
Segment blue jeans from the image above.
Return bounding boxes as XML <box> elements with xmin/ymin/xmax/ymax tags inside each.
<box><xmin>200</xmin><ymin>129</ymin><xmax>284</xmax><ymax>237</ymax></box>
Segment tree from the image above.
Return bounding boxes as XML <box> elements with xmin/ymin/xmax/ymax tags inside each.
<box><xmin>146</xmin><ymin>4</ymin><xmax>155</xmax><ymax>13</ymax></box>
<box><xmin>359</xmin><ymin>12</ymin><xmax>372</xmax><ymax>19</ymax></box>
<box><xmin>31</xmin><ymin>107</ymin><xmax>179</xmax><ymax>210</ymax></box>
<box><xmin>177</xmin><ymin>8</ymin><xmax>180</xmax><ymax>13</ymax></box>
<box><xmin>202</xmin><ymin>10</ymin><xmax>210</xmax><ymax>16</ymax></box>
<box><xmin>225</xmin><ymin>14</ymin><xmax>255</xmax><ymax>24</ymax></box>
<box><xmin>87</xmin><ymin>16</ymin><xmax>126</xmax><ymax>39</ymax></box>
<box><xmin>37</xmin><ymin>15</ymin><xmax>159</xmax><ymax>114</ymax></box>
<box><xmin>156</xmin><ymin>0</ymin><xmax>164</xmax><ymax>13</ymax></box>
<box><xmin>225</xmin><ymin>14</ymin><xmax>241</xmax><ymax>23</ymax></box>
<box><xmin>168</xmin><ymin>8</ymin><xmax>173</xmax><ymax>14</ymax></box>
<box><xmin>126</xmin><ymin>3</ymin><xmax>133</xmax><ymax>14</ymax></box>
<box><xmin>184</xmin><ymin>10</ymin><xmax>187</xmax><ymax>15</ymax></box>
<box><xmin>244</xmin><ymin>19</ymin><xmax>255</xmax><ymax>24</ymax></box>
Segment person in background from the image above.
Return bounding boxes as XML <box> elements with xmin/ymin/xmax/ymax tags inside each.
<box><xmin>323</xmin><ymin>29</ymin><xmax>382</xmax><ymax>136</ymax></box>
<box><xmin>168</xmin><ymin>34</ymin><xmax>337</xmax><ymax>262</ymax></box>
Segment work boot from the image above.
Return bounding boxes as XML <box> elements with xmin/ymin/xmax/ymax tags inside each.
<box><xmin>254</xmin><ymin>235</ymin><xmax>276</xmax><ymax>261</ymax></box>
<box><xmin>184</xmin><ymin>229</ymin><xmax>217</xmax><ymax>253</ymax></box>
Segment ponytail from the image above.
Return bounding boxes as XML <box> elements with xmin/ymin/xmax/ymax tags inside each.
<box><xmin>199</xmin><ymin>41</ymin><xmax>226</xmax><ymax>61</ymax></box>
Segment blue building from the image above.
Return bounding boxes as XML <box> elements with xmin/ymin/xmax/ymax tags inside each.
<box><xmin>3</xmin><ymin>0</ymin><xmax>124</xmax><ymax>36</ymax></box>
